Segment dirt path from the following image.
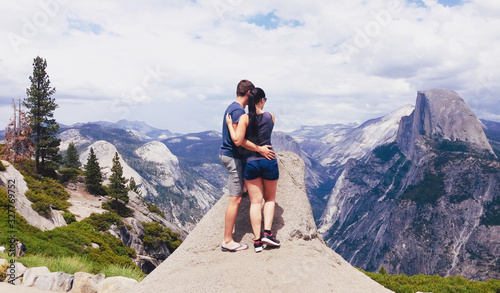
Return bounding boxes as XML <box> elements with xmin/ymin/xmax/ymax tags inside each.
<box><xmin>65</xmin><ymin>183</ymin><xmax>107</xmax><ymax>221</ymax></box>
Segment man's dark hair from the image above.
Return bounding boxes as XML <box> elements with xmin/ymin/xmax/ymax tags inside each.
<box><xmin>236</xmin><ymin>80</ymin><xmax>255</xmax><ymax>97</ymax></box>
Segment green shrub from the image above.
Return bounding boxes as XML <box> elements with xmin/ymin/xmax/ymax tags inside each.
<box><xmin>0</xmin><ymin>189</ymin><xmax>11</xmax><ymax>209</ymax></box>
<box><xmin>23</xmin><ymin>175</ymin><xmax>71</xmax><ymax>218</ymax></box>
<box><xmin>401</xmin><ymin>171</ymin><xmax>445</xmax><ymax>204</ymax></box>
<box><xmin>378</xmin><ymin>265</ymin><xmax>387</xmax><ymax>275</ymax></box>
<box><xmin>102</xmin><ymin>199</ymin><xmax>133</xmax><ymax>218</ymax></box>
<box><xmin>0</xmin><ymin>160</ymin><xmax>6</xmax><ymax>171</ymax></box>
<box><xmin>82</xmin><ymin>212</ymin><xmax>124</xmax><ymax>231</ymax></box>
<box><xmin>0</xmin><ymin>262</ymin><xmax>8</xmax><ymax>282</ymax></box>
<box><xmin>438</xmin><ymin>139</ymin><xmax>470</xmax><ymax>152</ymax></box>
<box><xmin>363</xmin><ymin>270</ymin><xmax>500</xmax><ymax>293</ymax></box>
<box><xmin>58</xmin><ymin>167</ymin><xmax>81</xmax><ymax>183</ymax></box>
<box><xmin>62</xmin><ymin>212</ymin><xmax>77</xmax><ymax>224</ymax></box>
<box><xmin>14</xmin><ymin>159</ymin><xmax>37</xmax><ymax>178</ymax></box>
<box><xmin>141</xmin><ymin>221</ymin><xmax>182</xmax><ymax>252</ymax></box>
<box><xmin>146</xmin><ymin>202</ymin><xmax>165</xmax><ymax>218</ymax></box>
<box><xmin>373</xmin><ymin>142</ymin><xmax>400</xmax><ymax>162</ymax></box>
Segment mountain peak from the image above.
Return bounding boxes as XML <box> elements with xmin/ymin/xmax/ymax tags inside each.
<box><xmin>397</xmin><ymin>89</ymin><xmax>495</xmax><ymax>158</ymax></box>
<box><xmin>132</xmin><ymin>152</ymin><xmax>392</xmax><ymax>293</ymax></box>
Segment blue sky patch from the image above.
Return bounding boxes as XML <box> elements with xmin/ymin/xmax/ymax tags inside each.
<box><xmin>247</xmin><ymin>10</ymin><xmax>302</xmax><ymax>30</ymax></box>
<box><xmin>408</xmin><ymin>0</ymin><xmax>463</xmax><ymax>7</ymax></box>
<box><xmin>68</xmin><ymin>18</ymin><xmax>104</xmax><ymax>35</ymax></box>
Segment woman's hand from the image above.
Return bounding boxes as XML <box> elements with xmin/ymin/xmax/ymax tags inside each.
<box><xmin>226</xmin><ymin>113</ymin><xmax>233</xmax><ymax>126</ymax></box>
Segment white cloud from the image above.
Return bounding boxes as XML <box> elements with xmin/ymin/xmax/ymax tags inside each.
<box><xmin>0</xmin><ymin>0</ymin><xmax>499</xmax><ymax>134</ymax></box>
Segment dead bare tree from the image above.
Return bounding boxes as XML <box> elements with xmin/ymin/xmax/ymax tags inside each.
<box><xmin>1</xmin><ymin>98</ymin><xmax>34</xmax><ymax>162</ymax></box>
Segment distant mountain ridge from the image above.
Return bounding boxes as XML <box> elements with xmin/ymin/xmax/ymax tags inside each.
<box><xmin>57</xmin><ymin>123</ymin><xmax>222</xmax><ymax>233</ymax></box>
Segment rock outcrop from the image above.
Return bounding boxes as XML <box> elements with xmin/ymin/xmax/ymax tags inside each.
<box><xmin>0</xmin><ymin>160</ymin><xmax>67</xmax><ymax>230</ymax></box>
<box><xmin>132</xmin><ymin>151</ymin><xmax>392</xmax><ymax>293</ymax></box>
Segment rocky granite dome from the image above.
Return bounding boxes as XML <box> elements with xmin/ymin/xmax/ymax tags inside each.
<box><xmin>318</xmin><ymin>89</ymin><xmax>500</xmax><ymax>281</ymax></box>
<box><xmin>79</xmin><ymin>140</ymin><xmax>154</xmax><ymax>197</ymax></box>
<box><xmin>134</xmin><ymin>141</ymin><xmax>181</xmax><ymax>188</ymax></box>
<box><xmin>397</xmin><ymin>89</ymin><xmax>495</xmax><ymax>160</ymax></box>
<box><xmin>131</xmin><ymin>152</ymin><xmax>393</xmax><ymax>293</ymax></box>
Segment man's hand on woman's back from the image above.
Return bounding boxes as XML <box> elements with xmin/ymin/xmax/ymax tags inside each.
<box><xmin>258</xmin><ymin>145</ymin><xmax>275</xmax><ymax>160</ymax></box>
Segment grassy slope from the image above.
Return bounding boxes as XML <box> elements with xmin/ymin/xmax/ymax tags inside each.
<box><xmin>0</xmin><ymin>186</ymin><xmax>145</xmax><ymax>281</ymax></box>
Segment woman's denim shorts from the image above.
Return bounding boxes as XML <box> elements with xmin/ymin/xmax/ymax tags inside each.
<box><xmin>244</xmin><ymin>158</ymin><xmax>279</xmax><ymax>181</ymax></box>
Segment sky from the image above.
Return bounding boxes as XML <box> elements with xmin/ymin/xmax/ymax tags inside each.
<box><xmin>1</xmin><ymin>0</ymin><xmax>499</xmax><ymax>134</ymax></box>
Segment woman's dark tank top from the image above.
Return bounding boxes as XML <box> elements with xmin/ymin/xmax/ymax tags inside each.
<box><xmin>245</xmin><ymin>112</ymin><xmax>274</xmax><ymax>162</ymax></box>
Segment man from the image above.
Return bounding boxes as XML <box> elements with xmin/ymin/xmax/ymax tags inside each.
<box><xmin>15</xmin><ymin>239</ymin><xmax>24</xmax><ymax>257</ymax></box>
<box><xmin>219</xmin><ymin>80</ymin><xmax>275</xmax><ymax>252</ymax></box>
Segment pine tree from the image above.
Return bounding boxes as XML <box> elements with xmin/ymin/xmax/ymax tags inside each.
<box><xmin>128</xmin><ymin>177</ymin><xmax>142</xmax><ymax>196</ymax></box>
<box><xmin>108</xmin><ymin>152</ymin><xmax>129</xmax><ymax>203</ymax></box>
<box><xmin>1</xmin><ymin>98</ymin><xmax>34</xmax><ymax>162</ymax></box>
<box><xmin>84</xmin><ymin>147</ymin><xmax>103</xmax><ymax>195</ymax></box>
<box><xmin>23</xmin><ymin>56</ymin><xmax>61</xmax><ymax>176</ymax></box>
<box><xmin>378</xmin><ymin>265</ymin><xmax>387</xmax><ymax>275</ymax></box>
<box><xmin>63</xmin><ymin>142</ymin><xmax>81</xmax><ymax>169</ymax></box>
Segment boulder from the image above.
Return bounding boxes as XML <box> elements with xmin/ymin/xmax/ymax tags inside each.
<box><xmin>22</xmin><ymin>266</ymin><xmax>51</xmax><ymax>287</ymax></box>
<box><xmin>3</xmin><ymin>262</ymin><xmax>26</xmax><ymax>285</ymax></box>
<box><xmin>70</xmin><ymin>272</ymin><xmax>105</xmax><ymax>293</ymax></box>
<box><xmin>97</xmin><ymin>276</ymin><xmax>138</xmax><ymax>293</ymax></box>
<box><xmin>33</xmin><ymin>271</ymin><xmax>73</xmax><ymax>292</ymax></box>
<box><xmin>134</xmin><ymin>255</ymin><xmax>162</xmax><ymax>274</ymax></box>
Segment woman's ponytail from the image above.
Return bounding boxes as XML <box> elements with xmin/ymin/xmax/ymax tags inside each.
<box><xmin>247</xmin><ymin>87</ymin><xmax>265</xmax><ymax>139</ymax></box>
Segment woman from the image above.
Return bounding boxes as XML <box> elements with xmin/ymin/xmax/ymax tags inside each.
<box><xmin>226</xmin><ymin>87</ymin><xmax>280</xmax><ymax>253</ymax></box>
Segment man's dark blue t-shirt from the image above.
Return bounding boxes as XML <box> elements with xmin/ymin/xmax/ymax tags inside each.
<box><xmin>219</xmin><ymin>101</ymin><xmax>245</xmax><ymax>159</ymax></box>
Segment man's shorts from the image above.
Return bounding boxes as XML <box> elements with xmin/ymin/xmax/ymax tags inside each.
<box><xmin>219</xmin><ymin>154</ymin><xmax>245</xmax><ymax>196</ymax></box>
<box><xmin>244</xmin><ymin>158</ymin><xmax>279</xmax><ymax>181</ymax></box>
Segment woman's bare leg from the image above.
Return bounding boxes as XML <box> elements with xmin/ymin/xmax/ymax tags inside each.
<box><xmin>262</xmin><ymin>179</ymin><xmax>278</xmax><ymax>231</ymax></box>
<box><xmin>246</xmin><ymin>178</ymin><xmax>264</xmax><ymax>240</ymax></box>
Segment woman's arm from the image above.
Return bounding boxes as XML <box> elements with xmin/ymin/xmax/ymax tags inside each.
<box><xmin>226</xmin><ymin>113</ymin><xmax>248</xmax><ymax>146</ymax></box>
<box><xmin>226</xmin><ymin>113</ymin><xmax>276</xmax><ymax>160</ymax></box>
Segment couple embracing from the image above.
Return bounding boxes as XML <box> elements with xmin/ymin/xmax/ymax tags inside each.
<box><xmin>219</xmin><ymin>80</ymin><xmax>280</xmax><ymax>253</ymax></box>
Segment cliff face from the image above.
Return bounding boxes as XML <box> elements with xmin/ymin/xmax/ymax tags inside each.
<box><xmin>397</xmin><ymin>89</ymin><xmax>495</xmax><ymax>160</ymax></box>
<box><xmin>132</xmin><ymin>152</ymin><xmax>392</xmax><ymax>293</ymax></box>
<box><xmin>319</xmin><ymin>89</ymin><xmax>500</xmax><ymax>281</ymax></box>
